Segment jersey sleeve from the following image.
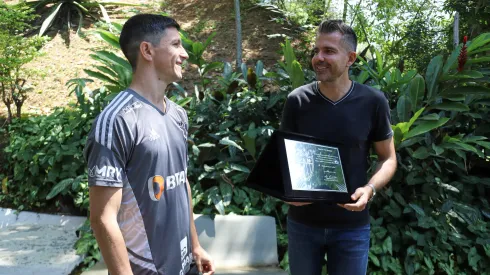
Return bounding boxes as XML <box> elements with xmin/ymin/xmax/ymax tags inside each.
<box><xmin>370</xmin><ymin>93</ymin><xmax>394</xmax><ymax>142</ymax></box>
<box><xmin>84</xmin><ymin>114</ymin><xmax>132</xmax><ymax>187</ymax></box>
<box><xmin>279</xmin><ymin>94</ymin><xmax>298</xmax><ymax>132</ymax></box>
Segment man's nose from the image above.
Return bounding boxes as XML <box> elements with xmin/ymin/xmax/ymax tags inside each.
<box><xmin>315</xmin><ymin>52</ymin><xmax>326</xmax><ymax>62</ymax></box>
<box><xmin>181</xmin><ymin>48</ymin><xmax>189</xmax><ymax>60</ymax></box>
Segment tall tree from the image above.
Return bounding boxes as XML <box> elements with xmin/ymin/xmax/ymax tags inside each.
<box><xmin>234</xmin><ymin>0</ymin><xmax>242</xmax><ymax>69</ymax></box>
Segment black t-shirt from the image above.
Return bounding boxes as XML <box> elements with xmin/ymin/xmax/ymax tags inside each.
<box><xmin>280</xmin><ymin>81</ymin><xmax>393</xmax><ymax>228</ymax></box>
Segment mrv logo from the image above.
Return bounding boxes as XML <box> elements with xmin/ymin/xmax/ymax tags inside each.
<box><xmin>88</xmin><ymin>165</ymin><xmax>122</xmax><ymax>181</ymax></box>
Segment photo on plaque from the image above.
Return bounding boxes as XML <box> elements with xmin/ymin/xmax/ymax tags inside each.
<box><xmin>284</xmin><ymin>138</ymin><xmax>348</xmax><ymax>193</ymax></box>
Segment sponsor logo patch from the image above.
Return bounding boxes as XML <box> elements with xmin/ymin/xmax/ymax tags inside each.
<box><xmin>147</xmin><ymin>171</ymin><xmax>186</xmax><ymax>201</ymax></box>
<box><xmin>88</xmin><ymin>165</ymin><xmax>122</xmax><ymax>181</ymax></box>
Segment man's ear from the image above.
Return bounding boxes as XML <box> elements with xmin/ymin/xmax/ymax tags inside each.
<box><xmin>139</xmin><ymin>41</ymin><xmax>154</xmax><ymax>63</ymax></box>
<box><xmin>347</xmin><ymin>51</ymin><xmax>357</xmax><ymax>67</ymax></box>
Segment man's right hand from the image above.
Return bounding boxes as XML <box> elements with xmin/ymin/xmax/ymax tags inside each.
<box><xmin>285</xmin><ymin>201</ymin><xmax>313</xmax><ymax>206</ymax></box>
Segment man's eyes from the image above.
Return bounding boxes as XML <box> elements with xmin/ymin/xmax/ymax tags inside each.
<box><xmin>313</xmin><ymin>49</ymin><xmax>335</xmax><ymax>54</ymax></box>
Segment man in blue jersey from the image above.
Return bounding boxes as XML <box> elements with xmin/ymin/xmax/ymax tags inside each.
<box><xmin>280</xmin><ymin>20</ymin><xmax>397</xmax><ymax>275</ymax></box>
<box><xmin>84</xmin><ymin>14</ymin><xmax>214</xmax><ymax>275</ymax></box>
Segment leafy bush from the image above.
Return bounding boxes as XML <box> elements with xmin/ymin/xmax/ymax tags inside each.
<box><xmin>2</xmin><ymin>108</ymin><xmax>92</xmax><ymax>211</ymax></box>
<box><xmin>0</xmin><ymin>2</ymin><xmax>46</xmax><ymax>123</ymax></box>
<box><xmin>352</xmin><ymin>34</ymin><xmax>490</xmax><ymax>274</ymax></box>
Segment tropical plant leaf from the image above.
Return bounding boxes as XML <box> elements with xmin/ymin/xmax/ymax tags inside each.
<box><xmin>409</xmin><ymin>74</ymin><xmax>425</xmax><ymax>112</ymax></box>
<box><xmin>220</xmin><ymin>137</ymin><xmax>243</xmax><ymax>151</ymax></box>
<box><xmin>440</xmin><ymin>70</ymin><xmax>484</xmax><ymax>81</ymax></box>
<box><xmin>46</xmin><ymin>178</ymin><xmax>74</xmax><ymax>200</ymax></box>
<box><xmin>98</xmin><ymin>3</ymin><xmax>111</xmax><ymax>25</ymax></box>
<box><xmin>409</xmin><ymin>203</ymin><xmax>425</xmax><ymax>216</ymax></box>
<box><xmin>84</xmin><ymin>69</ymin><xmax>119</xmax><ymax>86</ymax></box>
<box><xmin>429</xmin><ymin>102</ymin><xmax>470</xmax><ymax>112</ymax></box>
<box><xmin>202</xmin><ymin>62</ymin><xmax>223</xmax><ymax>76</ymax></box>
<box><xmin>91</xmin><ymin>50</ymin><xmax>132</xmax><ymax>71</ymax></box>
<box><xmin>470</xmin><ymin>45</ymin><xmax>490</xmax><ymax>55</ymax></box>
<box><xmin>256</xmin><ymin>60</ymin><xmax>264</xmax><ymax>77</ymax></box>
<box><xmin>290</xmin><ymin>60</ymin><xmax>304</xmax><ymax>89</ymax></box>
<box><xmin>95</xmin><ymin>30</ymin><xmax>120</xmax><ymax>49</ymax></box>
<box><xmin>404</xmin><ymin>117</ymin><xmax>450</xmax><ymax>140</ymax></box>
<box><xmin>425</xmin><ymin>55</ymin><xmax>443</xmax><ymax>100</ymax></box>
<box><xmin>442</xmin><ymin>86</ymin><xmax>490</xmax><ymax>96</ymax></box>
<box><xmin>443</xmin><ymin>44</ymin><xmax>462</xmax><ymax>74</ymax></box>
<box><xmin>466</xmin><ymin>56</ymin><xmax>490</xmax><ymax>65</ymax></box>
<box><xmin>176</xmin><ymin>97</ymin><xmax>192</xmax><ymax>107</ymax></box>
<box><xmin>94</xmin><ymin>65</ymin><xmax>117</xmax><ymax>78</ymax></box>
<box><xmin>230</xmin><ymin>163</ymin><xmax>250</xmax><ymax>173</ymax></box>
<box><xmin>396</xmin><ymin>95</ymin><xmax>411</xmax><ymax>122</ymax></box>
<box><xmin>39</xmin><ymin>2</ymin><xmax>63</xmax><ymax>36</ymax></box>
<box><xmin>467</xmin><ymin>33</ymin><xmax>490</xmax><ymax>53</ymax></box>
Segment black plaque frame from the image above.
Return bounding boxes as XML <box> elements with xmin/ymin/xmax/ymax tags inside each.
<box><xmin>246</xmin><ymin>129</ymin><xmax>354</xmax><ymax>203</ymax></box>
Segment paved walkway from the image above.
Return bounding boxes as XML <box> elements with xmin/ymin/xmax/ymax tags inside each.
<box><xmin>0</xmin><ymin>208</ymin><xmax>287</xmax><ymax>275</ymax></box>
<box><xmin>0</xmin><ymin>207</ymin><xmax>86</xmax><ymax>275</ymax></box>
<box><xmin>82</xmin><ymin>261</ymin><xmax>287</xmax><ymax>275</ymax></box>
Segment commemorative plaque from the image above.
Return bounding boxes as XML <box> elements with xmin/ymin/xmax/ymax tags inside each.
<box><xmin>246</xmin><ymin>129</ymin><xmax>354</xmax><ymax>203</ymax></box>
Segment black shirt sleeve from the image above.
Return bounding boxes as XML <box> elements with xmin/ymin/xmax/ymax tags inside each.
<box><xmin>370</xmin><ymin>93</ymin><xmax>394</xmax><ymax>142</ymax></box>
<box><xmin>279</xmin><ymin>95</ymin><xmax>297</xmax><ymax>132</ymax></box>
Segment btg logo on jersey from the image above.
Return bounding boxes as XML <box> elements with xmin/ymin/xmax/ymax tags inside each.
<box><xmin>147</xmin><ymin>170</ymin><xmax>186</xmax><ymax>201</ymax></box>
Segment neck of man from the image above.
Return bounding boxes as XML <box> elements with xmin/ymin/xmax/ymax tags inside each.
<box><xmin>318</xmin><ymin>72</ymin><xmax>352</xmax><ymax>102</ymax></box>
<box><xmin>129</xmin><ymin>67</ymin><xmax>169</xmax><ymax>113</ymax></box>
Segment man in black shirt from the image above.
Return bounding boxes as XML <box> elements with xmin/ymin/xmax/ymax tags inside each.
<box><xmin>280</xmin><ymin>20</ymin><xmax>397</xmax><ymax>275</ymax></box>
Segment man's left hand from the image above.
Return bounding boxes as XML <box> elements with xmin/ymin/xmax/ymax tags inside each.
<box><xmin>193</xmin><ymin>246</ymin><xmax>215</xmax><ymax>275</ymax></box>
<box><xmin>337</xmin><ymin>186</ymin><xmax>373</xmax><ymax>212</ymax></box>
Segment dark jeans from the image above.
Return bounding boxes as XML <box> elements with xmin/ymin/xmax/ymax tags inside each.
<box><xmin>287</xmin><ymin>217</ymin><xmax>370</xmax><ymax>275</ymax></box>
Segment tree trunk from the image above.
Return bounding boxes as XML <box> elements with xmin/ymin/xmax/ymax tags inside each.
<box><xmin>234</xmin><ymin>0</ymin><xmax>242</xmax><ymax>69</ymax></box>
<box><xmin>0</xmin><ymin>82</ymin><xmax>13</xmax><ymax>124</ymax></box>
<box><xmin>5</xmin><ymin>102</ymin><xmax>12</xmax><ymax>124</ymax></box>
<box><xmin>343</xmin><ymin>0</ymin><xmax>348</xmax><ymax>22</ymax></box>
<box><xmin>453</xmin><ymin>12</ymin><xmax>459</xmax><ymax>48</ymax></box>
<box><xmin>13</xmin><ymin>78</ymin><xmax>26</xmax><ymax>118</ymax></box>
<box><xmin>325</xmin><ymin>0</ymin><xmax>331</xmax><ymax>13</ymax></box>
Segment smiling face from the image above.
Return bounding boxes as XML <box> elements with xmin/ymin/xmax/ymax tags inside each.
<box><xmin>152</xmin><ymin>27</ymin><xmax>189</xmax><ymax>83</ymax></box>
<box><xmin>311</xmin><ymin>31</ymin><xmax>356</xmax><ymax>82</ymax></box>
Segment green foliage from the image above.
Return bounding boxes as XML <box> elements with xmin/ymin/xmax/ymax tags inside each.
<box><xmin>0</xmin><ymin>2</ymin><xmax>46</xmax><ymax>123</ymax></box>
<box><xmin>0</xmin><ymin>1</ymin><xmax>38</xmax><ymax>34</ymax></box>
<box><xmin>23</xmin><ymin>0</ymin><xmax>137</xmax><ymax>36</ymax></box>
<box><xmin>444</xmin><ymin>0</ymin><xmax>490</xmax><ymax>40</ymax></box>
<box><xmin>353</xmin><ymin>35</ymin><xmax>490</xmax><ymax>274</ymax></box>
<box><xmin>2</xmin><ymin>107</ymin><xmax>93</xmax><ymax>210</ymax></box>
<box><xmin>180</xmin><ymin>30</ymin><xmax>223</xmax><ymax>98</ymax></box>
<box><xmin>75</xmin><ymin>220</ymin><xmax>101</xmax><ymax>269</ymax></box>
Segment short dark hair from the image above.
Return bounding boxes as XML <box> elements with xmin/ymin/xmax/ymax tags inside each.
<box><xmin>317</xmin><ymin>19</ymin><xmax>357</xmax><ymax>52</ymax></box>
<box><xmin>119</xmin><ymin>14</ymin><xmax>180</xmax><ymax>71</ymax></box>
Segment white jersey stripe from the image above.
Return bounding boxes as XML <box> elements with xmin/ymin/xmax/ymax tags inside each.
<box><xmin>107</xmin><ymin>94</ymin><xmax>134</xmax><ymax>150</ymax></box>
<box><xmin>100</xmin><ymin>92</ymin><xmax>130</xmax><ymax>147</ymax></box>
<box><xmin>95</xmin><ymin>91</ymin><xmax>126</xmax><ymax>144</ymax></box>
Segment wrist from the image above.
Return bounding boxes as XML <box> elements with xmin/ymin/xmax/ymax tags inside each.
<box><xmin>192</xmin><ymin>244</ymin><xmax>202</xmax><ymax>252</ymax></box>
<box><xmin>365</xmin><ymin>183</ymin><xmax>376</xmax><ymax>201</ymax></box>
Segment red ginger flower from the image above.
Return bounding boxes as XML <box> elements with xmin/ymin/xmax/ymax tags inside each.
<box><xmin>458</xmin><ymin>36</ymin><xmax>468</xmax><ymax>72</ymax></box>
